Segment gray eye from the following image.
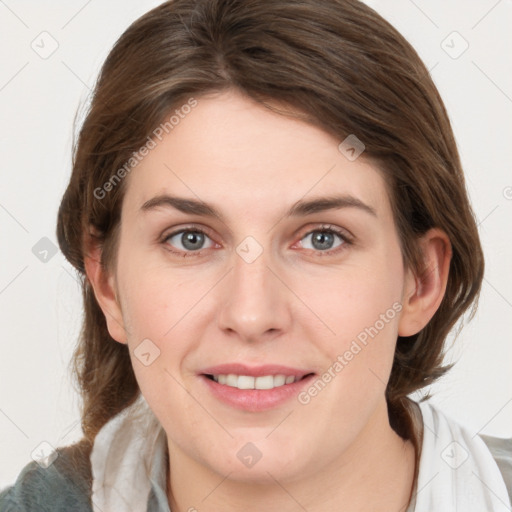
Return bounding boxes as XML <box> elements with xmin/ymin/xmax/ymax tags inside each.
<box><xmin>166</xmin><ymin>230</ymin><xmax>214</xmax><ymax>252</ymax></box>
<box><xmin>301</xmin><ymin>230</ymin><xmax>344</xmax><ymax>251</ymax></box>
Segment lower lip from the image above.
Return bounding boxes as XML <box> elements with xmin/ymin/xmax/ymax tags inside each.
<box><xmin>200</xmin><ymin>374</ymin><xmax>316</xmax><ymax>412</ymax></box>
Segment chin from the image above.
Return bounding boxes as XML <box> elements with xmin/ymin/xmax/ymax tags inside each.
<box><xmin>203</xmin><ymin>446</ymin><xmax>309</xmax><ymax>485</ymax></box>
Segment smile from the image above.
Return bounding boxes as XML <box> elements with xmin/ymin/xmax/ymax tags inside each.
<box><xmin>206</xmin><ymin>374</ymin><xmax>300</xmax><ymax>390</ymax></box>
<box><xmin>199</xmin><ymin>365</ymin><xmax>316</xmax><ymax>411</ymax></box>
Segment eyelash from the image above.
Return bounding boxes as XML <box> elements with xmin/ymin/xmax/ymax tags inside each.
<box><xmin>161</xmin><ymin>224</ymin><xmax>353</xmax><ymax>258</ymax></box>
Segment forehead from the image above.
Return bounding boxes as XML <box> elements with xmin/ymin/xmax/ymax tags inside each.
<box><xmin>122</xmin><ymin>90</ymin><xmax>389</xmax><ymax>220</ymax></box>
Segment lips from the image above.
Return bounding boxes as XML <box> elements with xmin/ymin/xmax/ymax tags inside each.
<box><xmin>199</xmin><ymin>363</ymin><xmax>316</xmax><ymax>411</ymax></box>
<box><xmin>200</xmin><ymin>363</ymin><xmax>313</xmax><ymax>380</ymax></box>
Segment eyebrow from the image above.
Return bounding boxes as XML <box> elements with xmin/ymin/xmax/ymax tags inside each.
<box><xmin>140</xmin><ymin>194</ymin><xmax>377</xmax><ymax>220</ymax></box>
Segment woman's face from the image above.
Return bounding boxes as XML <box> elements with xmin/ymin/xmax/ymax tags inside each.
<box><xmin>104</xmin><ymin>90</ymin><xmax>416</xmax><ymax>483</ymax></box>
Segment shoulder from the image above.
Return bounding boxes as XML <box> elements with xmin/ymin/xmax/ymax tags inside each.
<box><xmin>479</xmin><ymin>434</ymin><xmax>512</xmax><ymax>502</ymax></box>
<box><xmin>0</xmin><ymin>439</ymin><xmax>93</xmax><ymax>512</ymax></box>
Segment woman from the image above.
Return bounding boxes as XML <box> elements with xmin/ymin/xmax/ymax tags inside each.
<box><xmin>1</xmin><ymin>0</ymin><xmax>510</xmax><ymax>511</ymax></box>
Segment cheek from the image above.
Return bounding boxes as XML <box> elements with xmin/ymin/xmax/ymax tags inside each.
<box><xmin>297</xmin><ymin>248</ymin><xmax>404</xmax><ymax>391</ymax></box>
<box><xmin>116</xmin><ymin>256</ymin><xmax>215</xmax><ymax>387</ymax></box>
<box><xmin>292</xmin><ymin>289</ymin><xmax>402</xmax><ymax>445</ymax></box>
<box><xmin>297</xmin><ymin>251</ymin><xmax>403</xmax><ymax>340</ymax></box>
<box><xmin>117</xmin><ymin>244</ymin><xmax>197</xmax><ymax>338</ymax></box>
<box><xmin>117</xmin><ymin>266</ymin><xmax>200</xmax><ymax>415</ymax></box>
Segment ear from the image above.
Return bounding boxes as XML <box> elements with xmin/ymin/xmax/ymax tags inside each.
<box><xmin>398</xmin><ymin>228</ymin><xmax>452</xmax><ymax>337</ymax></box>
<box><xmin>83</xmin><ymin>228</ymin><xmax>128</xmax><ymax>344</ymax></box>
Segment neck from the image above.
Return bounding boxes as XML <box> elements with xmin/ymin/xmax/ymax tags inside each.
<box><xmin>166</xmin><ymin>400</ymin><xmax>416</xmax><ymax>512</ymax></box>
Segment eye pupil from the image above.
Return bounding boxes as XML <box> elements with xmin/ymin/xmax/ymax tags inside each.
<box><xmin>182</xmin><ymin>231</ymin><xmax>204</xmax><ymax>251</ymax></box>
<box><xmin>312</xmin><ymin>231</ymin><xmax>334</xmax><ymax>250</ymax></box>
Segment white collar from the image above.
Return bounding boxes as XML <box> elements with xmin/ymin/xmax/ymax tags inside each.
<box><xmin>408</xmin><ymin>400</ymin><xmax>511</xmax><ymax>511</ymax></box>
<box><xmin>90</xmin><ymin>394</ymin><xmax>169</xmax><ymax>512</ymax></box>
<box><xmin>90</xmin><ymin>395</ymin><xmax>511</xmax><ymax>512</ymax></box>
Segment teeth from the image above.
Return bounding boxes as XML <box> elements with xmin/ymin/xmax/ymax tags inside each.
<box><xmin>238</xmin><ymin>375</ymin><xmax>255</xmax><ymax>389</ymax></box>
<box><xmin>273</xmin><ymin>375</ymin><xmax>286</xmax><ymax>387</ymax></box>
<box><xmin>226</xmin><ymin>374</ymin><xmax>238</xmax><ymax>387</ymax></box>
<box><xmin>211</xmin><ymin>374</ymin><xmax>298</xmax><ymax>390</ymax></box>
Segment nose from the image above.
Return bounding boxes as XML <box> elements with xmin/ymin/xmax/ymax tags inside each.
<box><xmin>216</xmin><ymin>245</ymin><xmax>292</xmax><ymax>343</ymax></box>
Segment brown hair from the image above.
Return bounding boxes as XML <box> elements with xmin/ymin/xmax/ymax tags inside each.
<box><xmin>56</xmin><ymin>0</ymin><xmax>483</xmax><ymax>484</ymax></box>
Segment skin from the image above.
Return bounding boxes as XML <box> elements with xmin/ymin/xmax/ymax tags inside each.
<box><xmin>85</xmin><ymin>89</ymin><xmax>451</xmax><ymax>512</ymax></box>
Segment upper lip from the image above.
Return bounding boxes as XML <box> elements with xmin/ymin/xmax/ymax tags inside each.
<box><xmin>199</xmin><ymin>363</ymin><xmax>314</xmax><ymax>378</ymax></box>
